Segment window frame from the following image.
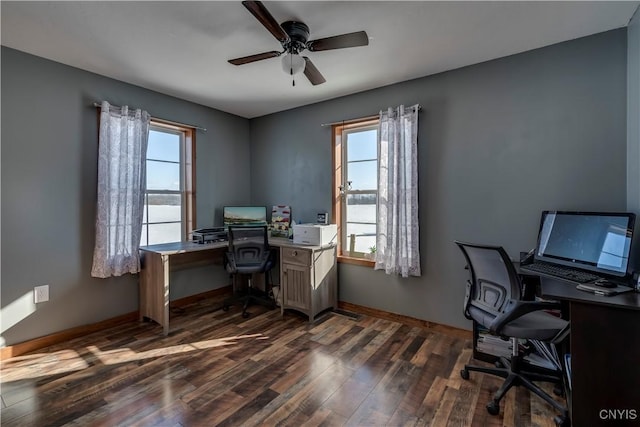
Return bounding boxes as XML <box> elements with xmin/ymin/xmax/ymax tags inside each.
<box><xmin>140</xmin><ymin>120</ymin><xmax>196</xmax><ymax>246</ymax></box>
<box><xmin>332</xmin><ymin>118</ymin><xmax>379</xmax><ymax>266</ymax></box>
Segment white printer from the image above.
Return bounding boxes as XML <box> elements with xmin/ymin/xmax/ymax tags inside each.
<box><xmin>293</xmin><ymin>223</ymin><xmax>337</xmax><ymax>246</ymax></box>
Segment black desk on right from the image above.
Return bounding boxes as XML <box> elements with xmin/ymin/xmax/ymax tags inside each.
<box><xmin>540</xmin><ymin>277</ymin><xmax>640</xmax><ymax>426</ymax></box>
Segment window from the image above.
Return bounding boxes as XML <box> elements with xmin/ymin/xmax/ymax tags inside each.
<box><xmin>140</xmin><ymin>122</ymin><xmax>195</xmax><ymax>246</ymax></box>
<box><xmin>333</xmin><ymin>119</ymin><xmax>379</xmax><ymax>263</ymax></box>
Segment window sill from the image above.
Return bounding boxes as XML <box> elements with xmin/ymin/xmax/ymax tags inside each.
<box><xmin>338</xmin><ymin>255</ymin><xmax>375</xmax><ymax>267</ymax></box>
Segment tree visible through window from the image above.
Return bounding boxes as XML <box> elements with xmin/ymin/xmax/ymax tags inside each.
<box><xmin>140</xmin><ymin>122</ymin><xmax>195</xmax><ymax>246</ymax></box>
<box><xmin>333</xmin><ymin>119</ymin><xmax>379</xmax><ymax>260</ymax></box>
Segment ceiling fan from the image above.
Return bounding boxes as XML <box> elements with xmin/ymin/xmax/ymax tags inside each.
<box><xmin>228</xmin><ymin>1</ymin><xmax>369</xmax><ymax>86</ymax></box>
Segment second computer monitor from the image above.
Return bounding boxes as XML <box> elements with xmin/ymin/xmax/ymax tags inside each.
<box><xmin>223</xmin><ymin>206</ymin><xmax>268</xmax><ymax>227</ymax></box>
<box><xmin>534</xmin><ymin>210</ymin><xmax>635</xmax><ymax>277</ymax></box>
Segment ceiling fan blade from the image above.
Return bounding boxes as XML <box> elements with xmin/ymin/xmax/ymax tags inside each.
<box><xmin>303</xmin><ymin>57</ymin><xmax>326</xmax><ymax>85</ymax></box>
<box><xmin>307</xmin><ymin>31</ymin><xmax>369</xmax><ymax>52</ymax></box>
<box><xmin>242</xmin><ymin>1</ymin><xmax>289</xmax><ymax>43</ymax></box>
<box><xmin>228</xmin><ymin>51</ymin><xmax>282</xmax><ymax>66</ymax></box>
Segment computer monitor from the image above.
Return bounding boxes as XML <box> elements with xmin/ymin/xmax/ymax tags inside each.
<box><xmin>223</xmin><ymin>206</ymin><xmax>267</xmax><ymax>226</ymax></box>
<box><xmin>534</xmin><ymin>211</ymin><xmax>636</xmax><ymax>277</ymax></box>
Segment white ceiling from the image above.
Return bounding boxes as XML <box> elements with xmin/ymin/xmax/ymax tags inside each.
<box><xmin>2</xmin><ymin>1</ymin><xmax>638</xmax><ymax>118</ymax></box>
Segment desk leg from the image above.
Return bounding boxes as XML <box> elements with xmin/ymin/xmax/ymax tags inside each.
<box><xmin>140</xmin><ymin>251</ymin><xmax>171</xmax><ymax>335</ymax></box>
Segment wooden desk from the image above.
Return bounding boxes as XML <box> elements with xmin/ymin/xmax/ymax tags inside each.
<box><xmin>540</xmin><ymin>277</ymin><xmax>640</xmax><ymax>426</ymax></box>
<box><xmin>139</xmin><ymin>238</ymin><xmax>337</xmax><ymax>335</ymax></box>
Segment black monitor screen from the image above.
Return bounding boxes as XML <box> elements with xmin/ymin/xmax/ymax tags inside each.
<box><xmin>535</xmin><ymin>211</ymin><xmax>635</xmax><ymax>277</ymax></box>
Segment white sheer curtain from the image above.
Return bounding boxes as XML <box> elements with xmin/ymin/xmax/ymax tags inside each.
<box><xmin>91</xmin><ymin>101</ymin><xmax>150</xmax><ymax>278</ymax></box>
<box><xmin>375</xmin><ymin>104</ymin><xmax>421</xmax><ymax>277</ymax></box>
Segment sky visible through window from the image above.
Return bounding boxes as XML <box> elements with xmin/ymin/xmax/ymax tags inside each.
<box><xmin>345</xmin><ymin>128</ymin><xmax>377</xmax><ymax>253</ymax></box>
<box><xmin>147</xmin><ymin>130</ymin><xmax>180</xmax><ymax>190</ymax></box>
<box><xmin>141</xmin><ymin>129</ymin><xmax>183</xmax><ymax>246</ymax></box>
<box><xmin>347</xmin><ymin>129</ymin><xmax>377</xmax><ymax>190</ymax></box>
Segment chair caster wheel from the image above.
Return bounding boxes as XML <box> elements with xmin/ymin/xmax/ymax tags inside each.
<box><xmin>486</xmin><ymin>401</ymin><xmax>500</xmax><ymax>416</ymax></box>
<box><xmin>460</xmin><ymin>369</ymin><xmax>469</xmax><ymax>380</ymax></box>
<box><xmin>242</xmin><ymin>311</ymin><xmax>250</xmax><ymax>318</ymax></box>
<box><xmin>222</xmin><ymin>305</ymin><xmax>229</xmax><ymax>312</ymax></box>
<box><xmin>554</xmin><ymin>415</ymin><xmax>570</xmax><ymax>427</ymax></box>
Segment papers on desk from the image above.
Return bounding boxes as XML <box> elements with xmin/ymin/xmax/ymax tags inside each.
<box><xmin>476</xmin><ymin>334</ymin><xmax>513</xmax><ymax>358</ymax></box>
<box><xmin>524</xmin><ymin>352</ymin><xmax>557</xmax><ymax>370</ymax></box>
<box><xmin>525</xmin><ymin>340</ymin><xmax>561</xmax><ymax>371</ymax></box>
<box><xmin>564</xmin><ymin>353</ymin><xmax>572</xmax><ymax>390</ymax></box>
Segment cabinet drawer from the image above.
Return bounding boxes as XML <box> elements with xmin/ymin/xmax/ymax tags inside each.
<box><xmin>281</xmin><ymin>247</ymin><xmax>311</xmax><ymax>266</ymax></box>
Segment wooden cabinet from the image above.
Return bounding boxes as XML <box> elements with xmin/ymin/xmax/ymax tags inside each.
<box><xmin>280</xmin><ymin>245</ymin><xmax>337</xmax><ymax>321</ymax></box>
<box><xmin>568</xmin><ymin>302</ymin><xmax>640</xmax><ymax>426</ymax></box>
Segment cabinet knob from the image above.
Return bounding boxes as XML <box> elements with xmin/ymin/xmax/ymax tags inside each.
<box><xmin>292</xmin><ymin>250</ymin><xmax>297</xmax><ymax>256</ymax></box>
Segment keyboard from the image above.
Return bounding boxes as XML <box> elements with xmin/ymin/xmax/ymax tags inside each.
<box><xmin>520</xmin><ymin>262</ymin><xmax>601</xmax><ymax>283</ymax></box>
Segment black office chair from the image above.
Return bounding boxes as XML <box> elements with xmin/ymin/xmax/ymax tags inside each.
<box><xmin>223</xmin><ymin>225</ymin><xmax>275</xmax><ymax>318</ymax></box>
<box><xmin>454</xmin><ymin>241</ymin><xmax>570</xmax><ymax>427</ymax></box>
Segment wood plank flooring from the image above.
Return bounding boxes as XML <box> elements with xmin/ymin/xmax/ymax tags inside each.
<box><xmin>0</xmin><ymin>294</ymin><xmax>565</xmax><ymax>426</ymax></box>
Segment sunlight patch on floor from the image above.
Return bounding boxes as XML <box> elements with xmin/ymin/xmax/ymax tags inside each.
<box><xmin>0</xmin><ymin>333</ymin><xmax>267</xmax><ymax>382</ymax></box>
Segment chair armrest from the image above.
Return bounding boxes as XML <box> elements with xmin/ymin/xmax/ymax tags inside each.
<box><xmin>259</xmin><ymin>249</ymin><xmax>273</xmax><ymax>271</ymax></box>
<box><xmin>488</xmin><ymin>300</ymin><xmax>562</xmax><ymax>335</ymax></box>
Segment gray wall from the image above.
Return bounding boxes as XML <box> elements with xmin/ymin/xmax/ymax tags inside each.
<box><xmin>1</xmin><ymin>27</ymin><xmax>632</xmax><ymax>345</ymax></box>
<box><xmin>250</xmin><ymin>29</ymin><xmax>628</xmax><ymax>330</ymax></box>
<box><xmin>1</xmin><ymin>47</ymin><xmax>251</xmax><ymax>346</ymax></box>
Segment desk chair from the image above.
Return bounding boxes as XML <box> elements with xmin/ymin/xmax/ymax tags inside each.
<box><xmin>223</xmin><ymin>225</ymin><xmax>275</xmax><ymax>318</ymax></box>
<box><xmin>455</xmin><ymin>241</ymin><xmax>569</xmax><ymax>427</ymax></box>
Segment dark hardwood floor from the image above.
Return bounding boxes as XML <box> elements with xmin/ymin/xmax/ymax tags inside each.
<box><xmin>0</xmin><ymin>294</ymin><xmax>564</xmax><ymax>426</ymax></box>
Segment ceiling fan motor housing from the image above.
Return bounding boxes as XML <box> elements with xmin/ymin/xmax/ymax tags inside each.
<box><xmin>281</xmin><ymin>21</ymin><xmax>309</xmax><ymax>54</ymax></box>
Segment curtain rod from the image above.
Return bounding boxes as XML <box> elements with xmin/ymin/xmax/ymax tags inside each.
<box><xmin>320</xmin><ymin>104</ymin><xmax>422</xmax><ymax>127</ymax></box>
<box><xmin>92</xmin><ymin>102</ymin><xmax>207</xmax><ymax>132</ymax></box>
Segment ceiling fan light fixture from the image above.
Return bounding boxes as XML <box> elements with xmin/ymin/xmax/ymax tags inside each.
<box><xmin>281</xmin><ymin>53</ymin><xmax>305</xmax><ymax>75</ymax></box>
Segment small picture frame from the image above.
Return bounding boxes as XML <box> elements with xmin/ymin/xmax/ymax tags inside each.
<box><xmin>317</xmin><ymin>212</ymin><xmax>328</xmax><ymax>224</ymax></box>
<box><xmin>270</xmin><ymin>205</ymin><xmax>291</xmax><ymax>238</ymax></box>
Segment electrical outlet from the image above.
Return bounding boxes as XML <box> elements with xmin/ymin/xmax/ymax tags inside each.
<box><xmin>34</xmin><ymin>285</ymin><xmax>49</xmax><ymax>303</ymax></box>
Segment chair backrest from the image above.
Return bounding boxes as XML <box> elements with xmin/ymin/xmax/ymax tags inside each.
<box><xmin>454</xmin><ymin>241</ymin><xmax>522</xmax><ymax>323</ymax></box>
<box><xmin>227</xmin><ymin>225</ymin><xmax>270</xmax><ymax>269</ymax></box>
